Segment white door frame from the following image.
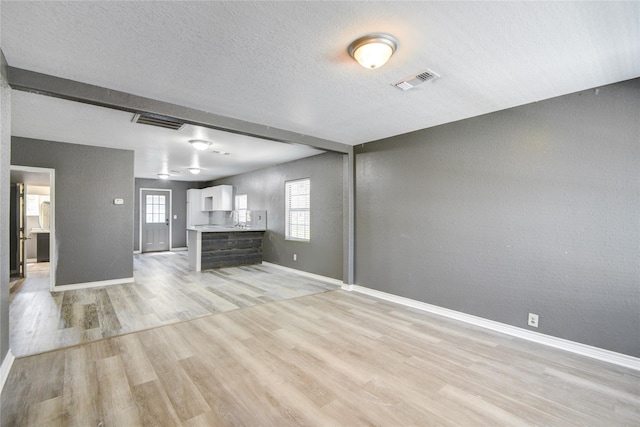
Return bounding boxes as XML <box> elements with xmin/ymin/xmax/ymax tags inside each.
<box><xmin>139</xmin><ymin>188</ymin><xmax>172</xmax><ymax>253</ymax></box>
<box><xmin>10</xmin><ymin>165</ymin><xmax>56</xmax><ymax>291</ymax></box>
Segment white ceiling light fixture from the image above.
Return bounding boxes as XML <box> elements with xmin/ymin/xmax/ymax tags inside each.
<box><xmin>348</xmin><ymin>33</ymin><xmax>398</xmax><ymax>69</ymax></box>
<box><xmin>157</xmin><ymin>173</ymin><xmax>170</xmax><ymax>179</ymax></box>
<box><xmin>188</xmin><ymin>167</ymin><xmax>201</xmax><ymax>175</ymax></box>
<box><xmin>189</xmin><ymin>139</ymin><xmax>211</xmax><ymax>151</ymax></box>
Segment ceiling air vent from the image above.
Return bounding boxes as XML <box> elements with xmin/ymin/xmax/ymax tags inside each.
<box><xmin>132</xmin><ymin>113</ymin><xmax>186</xmax><ymax>130</ymax></box>
<box><xmin>392</xmin><ymin>69</ymin><xmax>440</xmax><ymax>91</ymax></box>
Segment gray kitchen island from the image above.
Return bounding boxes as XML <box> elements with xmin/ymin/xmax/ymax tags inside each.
<box><xmin>187</xmin><ymin>226</ymin><xmax>265</xmax><ymax>271</ymax></box>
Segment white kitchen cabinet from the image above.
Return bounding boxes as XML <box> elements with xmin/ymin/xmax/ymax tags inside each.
<box><xmin>200</xmin><ymin>185</ymin><xmax>233</xmax><ymax>211</ymax></box>
<box><xmin>186</xmin><ymin>188</ymin><xmax>200</xmax><ymax>203</ymax></box>
<box><xmin>200</xmin><ymin>187</ymin><xmax>212</xmax><ymax>211</ymax></box>
<box><xmin>187</xmin><ymin>189</ymin><xmax>209</xmax><ymax>227</ymax></box>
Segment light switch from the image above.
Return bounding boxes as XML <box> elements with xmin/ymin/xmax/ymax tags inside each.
<box><xmin>114</xmin><ymin>198</ymin><xmax>124</xmax><ymax>205</ymax></box>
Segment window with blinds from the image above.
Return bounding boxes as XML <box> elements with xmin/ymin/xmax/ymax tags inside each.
<box><xmin>235</xmin><ymin>194</ymin><xmax>248</xmax><ymax>224</ymax></box>
<box><xmin>285</xmin><ymin>178</ymin><xmax>310</xmax><ymax>241</ymax></box>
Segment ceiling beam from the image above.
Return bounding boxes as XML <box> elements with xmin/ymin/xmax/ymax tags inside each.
<box><xmin>7</xmin><ymin>66</ymin><xmax>349</xmax><ymax>154</ymax></box>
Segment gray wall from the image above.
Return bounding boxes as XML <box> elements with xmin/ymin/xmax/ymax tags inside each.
<box><xmin>134</xmin><ymin>178</ymin><xmax>207</xmax><ymax>250</ymax></box>
<box><xmin>12</xmin><ymin>137</ymin><xmax>134</xmax><ymax>286</ymax></box>
<box><xmin>355</xmin><ymin>78</ymin><xmax>640</xmax><ymax>357</ymax></box>
<box><xmin>1</xmin><ymin>50</ymin><xmax>11</xmax><ymax>363</ymax></box>
<box><xmin>214</xmin><ymin>152</ymin><xmax>344</xmax><ymax>280</ymax></box>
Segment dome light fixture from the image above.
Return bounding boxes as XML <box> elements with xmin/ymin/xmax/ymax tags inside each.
<box><xmin>189</xmin><ymin>139</ymin><xmax>211</xmax><ymax>151</ymax></box>
<box><xmin>348</xmin><ymin>33</ymin><xmax>398</xmax><ymax>69</ymax></box>
<box><xmin>188</xmin><ymin>167</ymin><xmax>201</xmax><ymax>175</ymax></box>
<box><xmin>157</xmin><ymin>173</ymin><xmax>170</xmax><ymax>179</ymax></box>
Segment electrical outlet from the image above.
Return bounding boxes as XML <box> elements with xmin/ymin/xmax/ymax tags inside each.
<box><xmin>293</xmin><ymin>254</ymin><xmax>297</xmax><ymax>261</ymax></box>
<box><xmin>528</xmin><ymin>313</ymin><xmax>539</xmax><ymax>328</ymax></box>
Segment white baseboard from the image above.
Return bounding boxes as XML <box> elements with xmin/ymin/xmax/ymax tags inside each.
<box><xmin>262</xmin><ymin>262</ymin><xmax>344</xmax><ymax>287</ymax></box>
<box><xmin>0</xmin><ymin>350</ymin><xmax>15</xmax><ymax>394</ymax></box>
<box><xmin>133</xmin><ymin>250</ymin><xmax>141</xmax><ymax>254</ymax></box>
<box><xmin>53</xmin><ymin>277</ymin><xmax>134</xmax><ymax>291</ymax></box>
<box><xmin>344</xmin><ymin>284</ymin><xmax>640</xmax><ymax>372</ymax></box>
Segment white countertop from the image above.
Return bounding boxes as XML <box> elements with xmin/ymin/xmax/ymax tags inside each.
<box><xmin>29</xmin><ymin>228</ymin><xmax>50</xmax><ymax>234</ymax></box>
<box><xmin>187</xmin><ymin>225</ymin><xmax>266</xmax><ymax>232</ymax></box>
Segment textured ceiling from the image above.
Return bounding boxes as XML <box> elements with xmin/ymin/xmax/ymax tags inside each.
<box><xmin>2</xmin><ymin>1</ymin><xmax>639</xmax><ymax>151</ymax></box>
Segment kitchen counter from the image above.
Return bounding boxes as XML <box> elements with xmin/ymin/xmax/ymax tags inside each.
<box><xmin>29</xmin><ymin>228</ymin><xmax>50</xmax><ymax>234</ymax></box>
<box><xmin>29</xmin><ymin>229</ymin><xmax>50</xmax><ymax>262</ymax></box>
<box><xmin>187</xmin><ymin>227</ymin><xmax>265</xmax><ymax>271</ymax></box>
<box><xmin>187</xmin><ymin>225</ymin><xmax>266</xmax><ymax>232</ymax></box>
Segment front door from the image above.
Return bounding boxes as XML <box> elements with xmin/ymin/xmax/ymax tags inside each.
<box><xmin>141</xmin><ymin>189</ymin><xmax>170</xmax><ymax>253</ymax></box>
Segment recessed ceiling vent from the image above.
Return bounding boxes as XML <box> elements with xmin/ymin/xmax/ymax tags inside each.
<box><xmin>392</xmin><ymin>69</ymin><xmax>440</xmax><ymax>91</ymax></box>
<box><xmin>132</xmin><ymin>113</ymin><xmax>186</xmax><ymax>130</ymax></box>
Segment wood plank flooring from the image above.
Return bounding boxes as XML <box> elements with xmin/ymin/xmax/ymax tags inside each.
<box><xmin>9</xmin><ymin>252</ymin><xmax>338</xmax><ymax>357</ymax></box>
<box><xmin>3</xmin><ymin>290</ymin><xmax>639</xmax><ymax>426</ymax></box>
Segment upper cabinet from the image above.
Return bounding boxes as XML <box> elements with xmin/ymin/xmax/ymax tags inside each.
<box><xmin>186</xmin><ymin>188</ymin><xmax>201</xmax><ymax>203</ymax></box>
<box><xmin>200</xmin><ymin>185</ymin><xmax>233</xmax><ymax>211</ymax></box>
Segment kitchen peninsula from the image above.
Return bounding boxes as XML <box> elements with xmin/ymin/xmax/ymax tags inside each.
<box><xmin>187</xmin><ymin>225</ymin><xmax>265</xmax><ymax>271</ymax></box>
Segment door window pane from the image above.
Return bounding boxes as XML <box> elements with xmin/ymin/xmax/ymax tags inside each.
<box><xmin>146</xmin><ymin>194</ymin><xmax>166</xmax><ymax>223</ymax></box>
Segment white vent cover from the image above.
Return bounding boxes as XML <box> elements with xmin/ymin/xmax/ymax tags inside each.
<box><xmin>392</xmin><ymin>69</ymin><xmax>440</xmax><ymax>91</ymax></box>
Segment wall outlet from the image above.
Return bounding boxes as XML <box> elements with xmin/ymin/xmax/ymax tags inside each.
<box><xmin>528</xmin><ymin>313</ymin><xmax>539</xmax><ymax>328</ymax></box>
<box><xmin>293</xmin><ymin>254</ymin><xmax>297</xmax><ymax>261</ymax></box>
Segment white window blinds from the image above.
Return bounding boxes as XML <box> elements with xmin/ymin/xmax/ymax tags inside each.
<box><xmin>235</xmin><ymin>194</ymin><xmax>248</xmax><ymax>224</ymax></box>
<box><xmin>285</xmin><ymin>178</ymin><xmax>310</xmax><ymax>241</ymax></box>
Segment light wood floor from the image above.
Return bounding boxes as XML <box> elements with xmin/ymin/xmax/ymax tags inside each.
<box><xmin>9</xmin><ymin>253</ymin><xmax>339</xmax><ymax>357</ymax></box>
<box><xmin>3</xmin><ymin>291</ymin><xmax>640</xmax><ymax>426</ymax></box>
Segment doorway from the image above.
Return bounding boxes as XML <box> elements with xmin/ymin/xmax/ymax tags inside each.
<box><xmin>9</xmin><ymin>166</ymin><xmax>56</xmax><ymax>291</ymax></box>
<box><xmin>140</xmin><ymin>188</ymin><xmax>172</xmax><ymax>253</ymax></box>
<box><xmin>9</xmin><ymin>183</ymin><xmax>26</xmax><ymax>280</ymax></box>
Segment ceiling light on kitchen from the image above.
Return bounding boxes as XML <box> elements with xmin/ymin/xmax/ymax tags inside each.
<box><xmin>348</xmin><ymin>33</ymin><xmax>397</xmax><ymax>69</ymax></box>
<box><xmin>188</xmin><ymin>167</ymin><xmax>201</xmax><ymax>175</ymax></box>
<box><xmin>158</xmin><ymin>173</ymin><xmax>170</xmax><ymax>179</ymax></box>
<box><xmin>189</xmin><ymin>139</ymin><xmax>211</xmax><ymax>151</ymax></box>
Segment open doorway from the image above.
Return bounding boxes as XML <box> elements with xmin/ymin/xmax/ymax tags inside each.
<box><xmin>9</xmin><ymin>166</ymin><xmax>56</xmax><ymax>291</ymax></box>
